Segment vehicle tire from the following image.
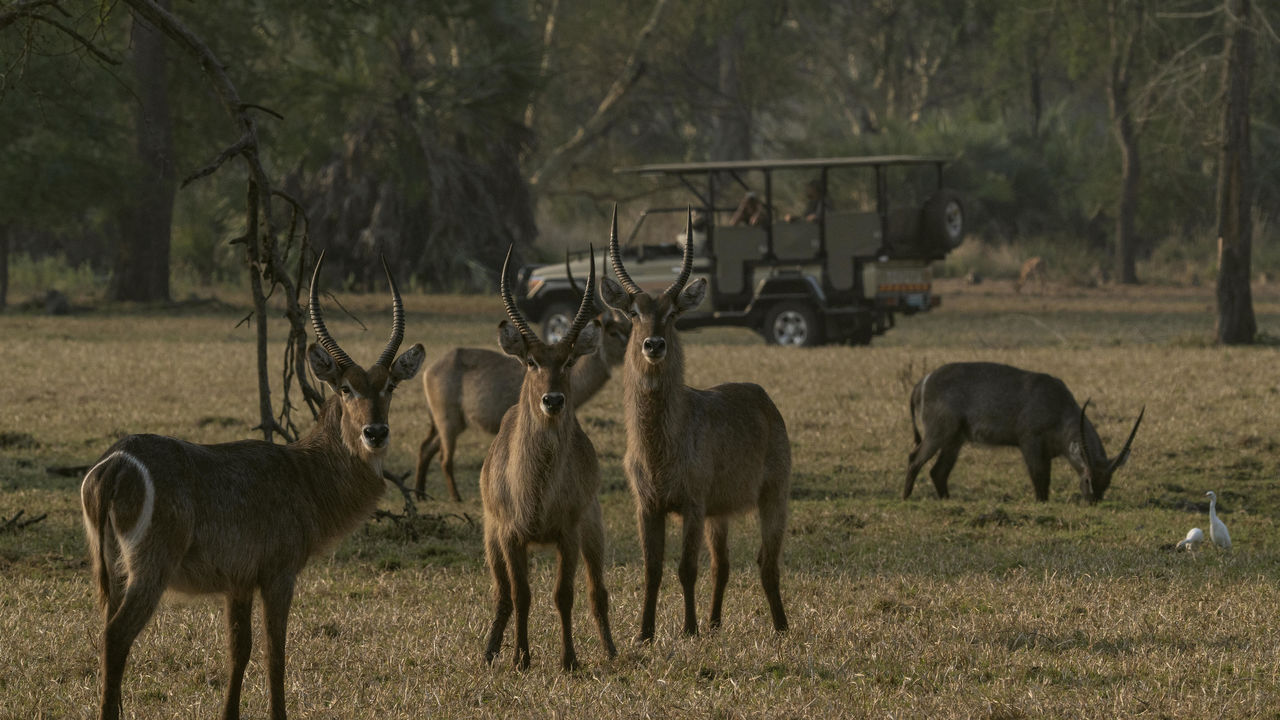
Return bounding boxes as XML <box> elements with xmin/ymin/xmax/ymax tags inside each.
<box><xmin>921</xmin><ymin>190</ymin><xmax>965</xmax><ymax>252</ymax></box>
<box><xmin>540</xmin><ymin>301</ymin><xmax>575</xmax><ymax>344</ymax></box>
<box><xmin>762</xmin><ymin>301</ymin><xmax>822</xmax><ymax>347</ymax></box>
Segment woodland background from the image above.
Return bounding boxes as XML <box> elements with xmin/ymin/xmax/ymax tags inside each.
<box><xmin>1</xmin><ymin>0</ymin><xmax>1276</xmax><ymax>305</ymax></box>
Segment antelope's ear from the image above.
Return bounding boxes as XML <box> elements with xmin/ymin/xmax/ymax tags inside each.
<box><xmin>497</xmin><ymin>320</ymin><xmax>527</xmax><ymax>358</ymax></box>
<box><xmin>675</xmin><ymin>277</ymin><xmax>707</xmax><ymax>313</ymax></box>
<box><xmin>573</xmin><ymin>320</ymin><xmax>601</xmax><ymax>358</ymax></box>
<box><xmin>307</xmin><ymin>343</ymin><xmax>343</xmax><ymax>386</ymax></box>
<box><xmin>600</xmin><ymin>276</ymin><xmax>630</xmax><ymax>312</ymax></box>
<box><xmin>390</xmin><ymin>343</ymin><xmax>426</xmax><ymax>383</ymax></box>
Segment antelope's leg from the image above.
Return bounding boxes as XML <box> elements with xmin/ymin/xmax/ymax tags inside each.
<box><xmin>704</xmin><ymin>517</ymin><xmax>730</xmax><ymax>630</ymax></box>
<box><xmin>554</xmin><ymin>535</ymin><xmax>580</xmax><ymax>671</ymax></box>
<box><xmin>636</xmin><ymin>510</ymin><xmax>666</xmax><ymax>644</ymax></box>
<box><xmin>260</xmin><ymin>574</ymin><xmax>296</xmax><ymax>720</ymax></box>
<box><xmin>504</xmin><ymin>538</ymin><xmax>532</xmax><ymax>670</ymax></box>
<box><xmin>413</xmin><ymin>425</ymin><xmax>439</xmax><ymax>500</ymax></box>
<box><xmin>580</xmin><ymin>504</ymin><xmax>616</xmax><ymax>659</ymax></box>
<box><xmin>757</xmin><ymin>493</ymin><xmax>789</xmax><ymax>633</ymax></box>
<box><xmin>99</xmin><ymin>574</ymin><xmax>168</xmax><ymax>720</ymax></box>
<box><xmin>483</xmin><ymin>528</ymin><xmax>513</xmax><ymax>664</ymax></box>
<box><xmin>929</xmin><ymin>441</ymin><xmax>963</xmax><ymax>499</ymax></box>
<box><xmin>1019</xmin><ymin>439</ymin><xmax>1052</xmax><ymax>502</ymax></box>
<box><xmin>221</xmin><ymin>592</ymin><xmax>254</xmax><ymax>720</ymax></box>
<box><xmin>904</xmin><ymin>433</ymin><xmax>946</xmax><ymax>499</ymax></box>
<box><xmin>677</xmin><ymin>507</ymin><xmax>705</xmax><ymax>637</ymax></box>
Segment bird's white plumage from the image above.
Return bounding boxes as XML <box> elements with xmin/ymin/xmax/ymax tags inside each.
<box><xmin>1175</xmin><ymin>526</ymin><xmax>1204</xmax><ymax>551</ymax></box>
<box><xmin>1206</xmin><ymin>491</ymin><xmax>1231</xmax><ymax>550</ymax></box>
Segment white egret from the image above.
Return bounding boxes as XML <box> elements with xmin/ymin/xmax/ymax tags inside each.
<box><xmin>1175</xmin><ymin>527</ymin><xmax>1204</xmax><ymax>551</ymax></box>
<box><xmin>1206</xmin><ymin>491</ymin><xmax>1231</xmax><ymax>550</ymax></box>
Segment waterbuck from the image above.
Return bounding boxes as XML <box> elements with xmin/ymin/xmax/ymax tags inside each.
<box><xmin>904</xmin><ymin>361</ymin><xmax>1144</xmax><ymax>502</ymax></box>
<box><xmin>480</xmin><ymin>245</ymin><xmax>617</xmax><ymax>670</ymax></box>
<box><xmin>600</xmin><ymin>209</ymin><xmax>791</xmax><ymax>642</ymax></box>
<box><xmin>413</xmin><ymin>257</ymin><xmax>629</xmax><ymax>501</ymax></box>
<box><xmin>79</xmin><ymin>256</ymin><xmax>425</xmax><ymax>720</ymax></box>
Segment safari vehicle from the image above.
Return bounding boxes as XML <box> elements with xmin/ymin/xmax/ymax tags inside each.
<box><xmin>516</xmin><ymin>156</ymin><xmax>964</xmax><ymax>346</ymax></box>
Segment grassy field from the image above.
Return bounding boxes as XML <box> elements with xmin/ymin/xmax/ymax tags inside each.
<box><xmin>4</xmin><ymin>278</ymin><xmax>1280</xmax><ymax>718</ymax></box>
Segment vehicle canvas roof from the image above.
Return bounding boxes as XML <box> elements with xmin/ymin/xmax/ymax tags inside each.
<box><xmin>615</xmin><ymin>155</ymin><xmax>952</xmax><ymax>176</ymax></box>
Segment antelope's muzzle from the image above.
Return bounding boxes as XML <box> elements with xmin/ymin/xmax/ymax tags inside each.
<box><xmin>541</xmin><ymin>392</ymin><xmax>566</xmax><ymax>416</ymax></box>
<box><xmin>362</xmin><ymin>424</ymin><xmax>390</xmax><ymax>449</ymax></box>
<box><xmin>642</xmin><ymin>336</ymin><xmax>666</xmax><ymax>361</ymax></box>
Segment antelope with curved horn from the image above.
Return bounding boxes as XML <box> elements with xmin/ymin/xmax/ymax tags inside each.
<box><xmin>413</xmin><ymin>254</ymin><xmax>629</xmax><ymax>501</ymax></box>
<box><xmin>481</xmin><ymin>244</ymin><xmax>617</xmax><ymax>670</ymax></box>
<box><xmin>904</xmin><ymin>361</ymin><xmax>1144</xmax><ymax>502</ymax></box>
<box><xmin>80</xmin><ymin>255</ymin><xmax>425</xmax><ymax>720</ymax></box>
<box><xmin>599</xmin><ymin>208</ymin><xmax>792</xmax><ymax>642</ymax></box>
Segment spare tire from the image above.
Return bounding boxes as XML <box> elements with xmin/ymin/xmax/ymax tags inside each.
<box><xmin>921</xmin><ymin>190</ymin><xmax>965</xmax><ymax>253</ymax></box>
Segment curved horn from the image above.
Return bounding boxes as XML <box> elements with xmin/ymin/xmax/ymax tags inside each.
<box><xmin>607</xmin><ymin>204</ymin><xmax>643</xmax><ymax>295</ymax></box>
<box><xmin>562</xmin><ymin>245</ymin><xmax>597</xmax><ymax>346</ymax></box>
<box><xmin>1108</xmin><ymin>405</ymin><xmax>1145</xmax><ymax>472</ymax></box>
<box><xmin>500</xmin><ymin>244</ymin><xmax>540</xmax><ymax>344</ymax></box>
<box><xmin>374</xmin><ymin>255</ymin><xmax>405</xmax><ymax>368</ymax></box>
<box><xmin>565</xmin><ymin>250</ymin><xmax>583</xmax><ymax>295</ymax></box>
<box><xmin>309</xmin><ymin>251</ymin><xmax>355</xmax><ymax>370</ymax></box>
<box><xmin>1073</xmin><ymin>397</ymin><xmax>1095</xmax><ymax>467</ymax></box>
<box><xmin>662</xmin><ymin>207</ymin><xmax>696</xmax><ymax>300</ymax></box>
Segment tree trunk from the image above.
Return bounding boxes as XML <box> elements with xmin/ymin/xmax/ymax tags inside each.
<box><xmin>1114</xmin><ymin>119</ymin><xmax>1140</xmax><ymax>284</ymax></box>
<box><xmin>1214</xmin><ymin>0</ymin><xmax>1255</xmax><ymax>345</ymax></box>
<box><xmin>1106</xmin><ymin>0</ymin><xmax>1140</xmax><ymax>285</ymax></box>
<box><xmin>111</xmin><ymin>0</ymin><xmax>174</xmax><ymax>303</ymax></box>
<box><xmin>711</xmin><ymin>20</ymin><xmax>750</xmax><ymax>162</ymax></box>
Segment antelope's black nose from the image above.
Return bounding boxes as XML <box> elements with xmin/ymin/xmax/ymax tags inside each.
<box><xmin>541</xmin><ymin>392</ymin><xmax>566</xmax><ymax>415</ymax></box>
<box><xmin>363</xmin><ymin>424</ymin><xmax>389</xmax><ymax>446</ymax></box>
<box><xmin>642</xmin><ymin>336</ymin><xmax>666</xmax><ymax>358</ymax></box>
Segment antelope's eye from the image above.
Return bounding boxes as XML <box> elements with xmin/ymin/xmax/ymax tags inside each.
<box><xmin>340</xmin><ymin>385</ymin><xmax>352</xmax><ymax>395</ymax></box>
<box><xmin>628</xmin><ymin>309</ymin><xmax>638</xmax><ymax>318</ymax></box>
<box><xmin>526</xmin><ymin>358</ymin><xmax>537</xmax><ymax>369</ymax></box>
<box><xmin>565</xmin><ymin>357</ymin><xmax>577</xmax><ymax>368</ymax></box>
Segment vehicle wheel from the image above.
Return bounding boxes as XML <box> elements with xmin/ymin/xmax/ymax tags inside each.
<box><xmin>541</xmin><ymin>302</ymin><xmax>575</xmax><ymax>344</ymax></box>
<box><xmin>763</xmin><ymin>302</ymin><xmax>822</xmax><ymax>347</ymax></box>
<box><xmin>922</xmin><ymin>190</ymin><xmax>965</xmax><ymax>251</ymax></box>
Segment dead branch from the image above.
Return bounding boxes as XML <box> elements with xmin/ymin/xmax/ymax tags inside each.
<box><xmin>1</xmin><ymin>509</ymin><xmax>48</xmax><ymax>534</ymax></box>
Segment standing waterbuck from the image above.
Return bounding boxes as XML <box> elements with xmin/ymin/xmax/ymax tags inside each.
<box><xmin>480</xmin><ymin>244</ymin><xmax>617</xmax><ymax>670</ymax></box>
<box><xmin>600</xmin><ymin>209</ymin><xmax>791</xmax><ymax>642</ymax></box>
<box><xmin>414</xmin><ymin>256</ymin><xmax>629</xmax><ymax>501</ymax></box>
<box><xmin>904</xmin><ymin>361</ymin><xmax>1144</xmax><ymax>502</ymax></box>
<box><xmin>79</xmin><ymin>256</ymin><xmax>425</xmax><ymax>720</ymax></box>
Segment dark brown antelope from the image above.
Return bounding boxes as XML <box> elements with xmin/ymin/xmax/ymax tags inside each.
<box><xmin>79</xmin><ymin>256</ymin><xmax>425</xmax><ymax>720</ymax></box>
<box><xmin>600</xmin><ymin>209</ymin><xmax>791</xmax><ymax>643</ymax></box>
<box><xmin>414</xmin><ymin>257</ymin><xmax>629</xmax><ymax>501</ymax></box>
<box><xmin>904</xmin><ymin>361</ymin><xmax>1144</xmax><ymax>502</ymax></box>
<box><xmin>480</xmin><ymin>244</ymin><xmax>617</xmax><ymax>670</ymax></box>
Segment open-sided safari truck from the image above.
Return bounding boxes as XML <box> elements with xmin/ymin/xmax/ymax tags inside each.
<box><xmin>517</xmin><ymin>156</ymin><xmax>964</xmax><ymax>346</ymax></box>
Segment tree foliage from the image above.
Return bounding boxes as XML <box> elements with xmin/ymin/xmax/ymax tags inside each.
<box><xmin>0</xmin><ymin>0</ymin><xmax>1276</xmax><ymax>292</ymax></box>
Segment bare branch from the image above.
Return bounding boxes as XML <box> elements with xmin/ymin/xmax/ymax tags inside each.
<box><xmin>180</xmin><ymin>133</ymin><xmax>253</xmax><ymax>187</ymax></box>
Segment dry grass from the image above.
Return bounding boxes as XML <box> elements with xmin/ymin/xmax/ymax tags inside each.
<box><xmin>4</xmin><ymin>281</ymin><xmax>1280</xmax><ymax>718</ymax></box>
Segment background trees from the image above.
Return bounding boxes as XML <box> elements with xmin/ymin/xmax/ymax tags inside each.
<box><xmin>1</xmin><ymin>0</ymin><xmax>1275</xmax><ymax>317</ymax></box>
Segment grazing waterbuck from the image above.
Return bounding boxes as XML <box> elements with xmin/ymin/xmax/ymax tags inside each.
<box><xmin>481</xmin><ymin>245</ymin><xmax>617</xmax><ymax>670</ymax></box>
<box><xmin>600</xmin><ymin>210</ymin><xmax>791</xmax><ymax>642</ymax></box>
<box><xmin>414</xmin><ymin>257</ymin><xmax>629</xmax><ymax>501</ymax></box>
<box><xmin>904</xmin><ymin>361</ymin><xmax>1144</xmax><ymax>502</ymax></box>
<box><xmin>79</xmin><ymin>256</ymin><xmax>425</xmax><ymax>720</ymax></box>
